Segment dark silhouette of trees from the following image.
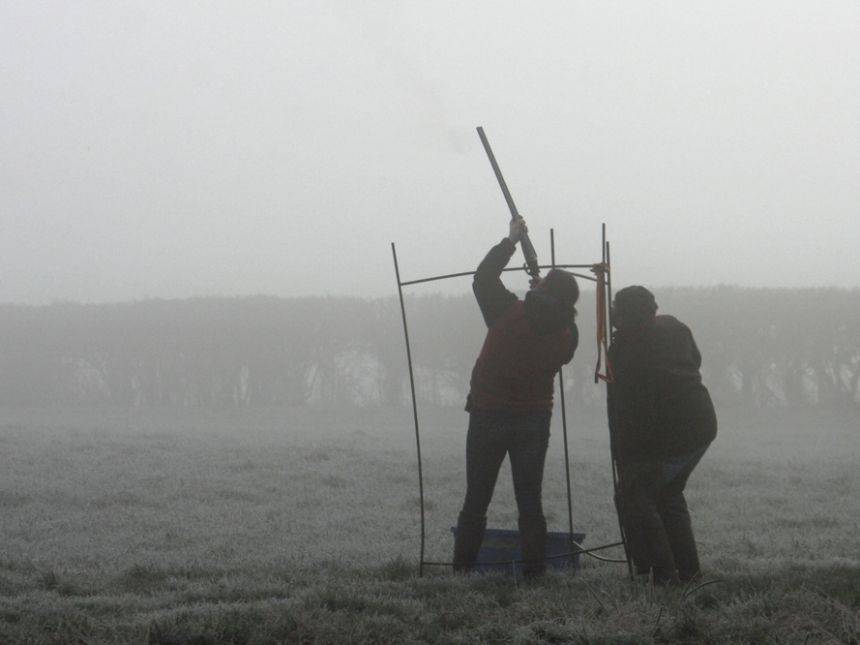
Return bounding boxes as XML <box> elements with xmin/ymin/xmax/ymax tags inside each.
<box><xmin>0</xmin><ymin>287</ymin><xmax>857</xmax><ymax>411</ymax></box>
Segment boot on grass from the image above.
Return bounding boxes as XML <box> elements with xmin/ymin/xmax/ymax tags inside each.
<box><xmin>519</xmin><ymin>514</ymin><xmax>547</xmax><ymax>579</ymax></box>
<box><xmin>453</xmin><ymin>513</ymin><xmax>486</xmax><ymax>573</ymax></box>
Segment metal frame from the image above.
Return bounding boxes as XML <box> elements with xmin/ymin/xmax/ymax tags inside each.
<box><xmin>391</xmin><ymin>225</ymin><xmax>629</xmax><ymax>576</ymax></box>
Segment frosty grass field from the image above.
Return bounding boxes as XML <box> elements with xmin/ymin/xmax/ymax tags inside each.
<box><xmin>0</xmin><ymin>405</ymin><xmax>857</xmax><ymax>643</ymax></box>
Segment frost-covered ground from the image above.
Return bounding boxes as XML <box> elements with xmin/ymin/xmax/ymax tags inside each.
<box><xmin>0</xmin><ymin>406</ymin><xmax>856</xmax><ymax>643</ymax></box>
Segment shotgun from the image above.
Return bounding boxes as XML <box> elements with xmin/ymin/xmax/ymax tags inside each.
<box><xmin>476</xmin><ymin>126</ymin><xmax>541</xmax><ymax>283</ymax></box>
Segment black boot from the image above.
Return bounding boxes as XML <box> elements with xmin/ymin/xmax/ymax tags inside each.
<box><xmin>659</xmin><ymin>493</ymin><xmax>701</xmax><ymax>582</ymax></box>
<box><xmin>651</xmin><ymin>566</ymin><xmax>681</xmax><ymax>586</ymax></box>
<box><xmin>617</xmin><ymin>483</ymin><xmax>677</xmax><ymax>580</ymax></box>
<box><xmin>616</xmin><ymin>490</ymin><xmax>652</xmax><ymax>576</ymax></box>
<box><xmin>453</xmin><ymin>513</ymin><xmax>486</xmax><ymax>573</ymax></box>
<box><xmin>519</xmin><ymin>514</ymin><xmax>547</xmax><ymax>578</ymax></box>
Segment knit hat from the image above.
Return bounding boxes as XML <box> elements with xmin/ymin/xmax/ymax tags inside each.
<box><xmin>613</xmin><ymin>286</ymin><xmax>657</xmax><ymax>328</ymax></box>
<box><xmin>541</xmin><ymin>269</ymin><xmax>580</xmax><ymax>307</ymax></box>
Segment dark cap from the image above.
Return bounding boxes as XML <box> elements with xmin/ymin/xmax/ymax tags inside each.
<box><xmin>613</xmin><ymin>285</ymin><xmax>657</xmax><ymax>328</ymax></box>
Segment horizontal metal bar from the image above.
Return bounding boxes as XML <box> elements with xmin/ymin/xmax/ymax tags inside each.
<box><xmin>400</xmin><ymin>270</ymin><xmax>475</xmax><ymax>286</ymax></box>
<box><xmin>400</xmin><ymin>264</ymin><xmax>598</xmax><ymax>287</ymax></box>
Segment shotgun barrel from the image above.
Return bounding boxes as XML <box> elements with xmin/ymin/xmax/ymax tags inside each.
<box><xmin>476</xmin><ymin>126</ymin><xmax>540</xmax><ymax>281</ymax></box>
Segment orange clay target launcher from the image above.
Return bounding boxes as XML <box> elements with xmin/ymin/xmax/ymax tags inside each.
<box><xmin>476</xmin><ymin>126</ymin><xmax>541</xmax><ymax>285</ymax></box>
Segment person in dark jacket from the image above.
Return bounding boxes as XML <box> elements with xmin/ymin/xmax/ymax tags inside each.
<box><xmin>453</xmin><ymin>217</ymin><xmax>580</xmax><ymax>577</ymax></box>
<box><xmin>609</xmin><ymin>286</ymin><xmax>717</xmax><ymax>585</ymax></box>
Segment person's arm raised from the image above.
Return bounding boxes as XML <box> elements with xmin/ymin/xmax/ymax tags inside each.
<box><xmin>472</xmin><ymin>219</ymin><xmax>528</xmax><ymax>327</ymax></box>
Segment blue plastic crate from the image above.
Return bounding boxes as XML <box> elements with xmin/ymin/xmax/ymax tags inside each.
<box><xmin>450</xmin><ymin>527</ymin><xmax>586</xmax><ymax>574</ymax></box>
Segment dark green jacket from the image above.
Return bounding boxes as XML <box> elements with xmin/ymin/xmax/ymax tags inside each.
<box><xmin>608</xmin><ymin>315</ymin><xmax>716</xmax><ymax>461</ymax></box>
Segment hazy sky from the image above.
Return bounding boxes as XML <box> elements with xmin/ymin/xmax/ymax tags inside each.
<box><xmin>2</xmin><ymin>1</ymin><xmax>858</xmax><ymax>304</ymax></box>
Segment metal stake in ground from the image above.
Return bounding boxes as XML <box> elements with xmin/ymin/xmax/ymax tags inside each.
<box><xmin>551</xmin><ymin>228</ymin><xmax>576</xmax><ymax>566</ymax></box>
<box><xmin>391</xmin><ymin>242</ymin><xmax>425</xmax><ymax>576</ymax></box>
<box><xmin>603</xmin><ymin>233</ymin><xmax>634</xmax><ymax>579</ymax></box>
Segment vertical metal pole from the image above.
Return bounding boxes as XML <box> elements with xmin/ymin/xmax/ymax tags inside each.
<box><xmin>604</xmin><ymin>232</ymin><xmax>634</xmax><ymax>578</ymax></box>
<box><xmin>551</xmin><ymin>229</ymin><xmax>576</xmax><ymax>559</ymax></box>
<box><xmin>391</xmin><ymin>243</ymin><xmax>426</xmax><ymax>576</ymax></box>
<box><xmin>606</xmin><ymin>241</ymin><xmax>614</xmax><ymax>344</ymax></box>
<box><xmin>601</xmin><ymin>223</ymin><xmax>606</xmax><ymax>264</ymax></box>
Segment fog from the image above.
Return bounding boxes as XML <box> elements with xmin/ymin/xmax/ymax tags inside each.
<box><xmin>2</xmin><ymin>2</ymin><xmax>858</xmax><ymax>304</ymax></box>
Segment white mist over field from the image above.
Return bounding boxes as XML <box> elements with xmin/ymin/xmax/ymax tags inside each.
<box><xmin>2</xmin><ymin>2</ymin><xmax>859</xmax><ymax>304</ymax></box>
<box><xmin>0</xmin><ymin>4</ymin><xmax>858</xmax><ymax>641</ymax></box>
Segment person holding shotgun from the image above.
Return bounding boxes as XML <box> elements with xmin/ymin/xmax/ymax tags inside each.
<box><xmin>609</xmin><ymin>286</ymin><xmax>717</xmax><ymax>585</ymax></box>
<box><xmin>452</xmin><ymin>217</ymin><xmax>580</xmax><ymax>577</ymax></box>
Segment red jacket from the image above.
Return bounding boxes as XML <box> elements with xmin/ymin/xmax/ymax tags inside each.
<box><xmin>466</xmin><ymin>239</ymin><xmax>578</xmax><ymax>411</ymax></box>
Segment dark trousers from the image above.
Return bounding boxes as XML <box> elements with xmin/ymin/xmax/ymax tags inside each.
<box><xmin>616</xmin><ymin>444</ymin><xmax>709</xmax><ymax>583</ymax></box>
<box><xmin>453</xmin><ymin>409</ymin><xmax>551</xmax><ymax>576</ymax></box>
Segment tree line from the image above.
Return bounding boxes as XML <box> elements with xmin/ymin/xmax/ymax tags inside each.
<box><xmin>0</xmin><ymin>286</ymin><xmax>857</xmax><ymax>410</ymax></box>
